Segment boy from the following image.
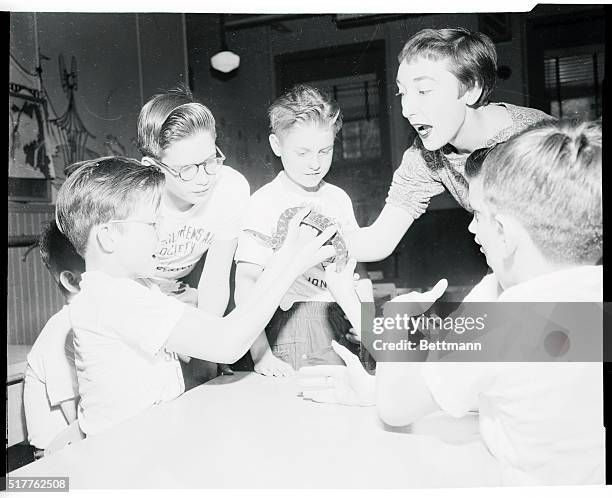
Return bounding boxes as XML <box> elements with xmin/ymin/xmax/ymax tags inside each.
<box><xmin>235</xmin><ymin>84</ymin><xmax>370</xmax><ymax>376</ymax></box>
<box><xmin>345</xmin><ymin>27</ymin><xmax>550</xmax><ymax>262</ymax></box>
<box><xmin>138</xmin><ymin>88</ymin><xmax>251</xmax><ymax>379</ymax></box>
<box><xmin>55</xmin><ymin>156</ymin><xmax>335</xmax><ymax>436</ymax></box>
<box><xmin>300</xmin><ymin>120</ymin><xmax>604</xmax><ymax>485</ymax></box>
<box><xmin>23</xmin><ymin>221</ymin><xmax>83</xmax><ymax>456</ymax></box>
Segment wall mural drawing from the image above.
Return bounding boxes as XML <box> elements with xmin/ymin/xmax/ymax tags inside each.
<box><xmin>9</xmin><ymin>53</ymin><xmax>55</xmax><ymax>202</ymax></box>
<box><xmin>50</xmin><ymin>55</ymin><xmax>95</xmax><ymax>169</ymax></box>
<box><xmin>9</xmin><ymin>52</ymin><xmax>100</xmax><ymax>201</ymax></box>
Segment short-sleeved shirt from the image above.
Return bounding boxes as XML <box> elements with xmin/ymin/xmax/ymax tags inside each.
<box><xmin>152</xmin><ymin>166</ymin><xmax>250</xmax><ymax>290</ymax></box>
<box><xmin>24</xmin><ymin>307</ymin><xmax>79</xmax><ymax>449</ymax></box>
<box><xmin>235</xmin><ymin>172</ymin><xmax>359</xmax><ymax>311</ymax></box>
<box><xmin>421</xmin><ymin>266</ymin><xmax>605</xmax><ymax>485</ymax></box>
<box><xmin>68</xmin><ymin>271</ymin><xmax>187</xmax><ymax>436</ymax></box>
<box><xmin>386</xmin><ymin>103</ymin><xmax>551</xmax><ymax>218</ymax></box>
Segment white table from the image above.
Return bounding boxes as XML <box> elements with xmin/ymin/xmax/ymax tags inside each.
<box><xmin>10</xmin><ymin>372</ymin><xmax>501</xmax><ymax>488</ymax></box>
<box><xmin>7</xmin><ymin>344</ymin><xmax>31</xmax><ymax>446</ymax></box>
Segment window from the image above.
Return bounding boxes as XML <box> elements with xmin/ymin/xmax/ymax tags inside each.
<box><xmin>307</xmin><ymin>74</ymin><xmax>381</xmax><ymax>162</ymax></box>
<box><xmin>544</xmin><ymin>47</ymin><xmax>604</xmax><ymax>119</ymax></box>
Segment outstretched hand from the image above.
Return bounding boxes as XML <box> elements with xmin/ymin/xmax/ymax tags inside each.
<box><xmin>277</xmin><ymin>207</ymin><xmax>337</xmax><ymax>272</ymax></box>
<box><xmin>386</xmin><ymin>278</ymin><xmax>448</xmax><ymax>316</ymax></box>
<box><xmin>298</xmin><ymin>341</ymin><xmax>375</xmax><ymax>406</ymax></box>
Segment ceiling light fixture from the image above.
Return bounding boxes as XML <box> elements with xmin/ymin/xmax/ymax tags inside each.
<box><xmin>210</xmin><ymin>14</ymin><xmax>240</xmax><ymax>75</ymax></box>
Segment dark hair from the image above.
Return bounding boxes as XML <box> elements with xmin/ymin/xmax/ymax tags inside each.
<box><xmin>56</xmin><ymin>156</ymin><xmax>165</xmax><ymax>256</ymax></box>
<box><xmin>39</xmin><ymin>220</ymin><xmax>86</xmax><ymax>296</ymax></box>
<box><xmin>465</xmin><ymin>146</ymin><xmax>496</xmax><ymax>179</ymax></box>
<box><xmin>398</xmin><ymin>28</ymin><xmax>497</xmax><ymax>108</ymax></box>
<box><xmin>137</xmin><ymin>86</ymin><xmax>216</xmax><ymax>159</ymax></box>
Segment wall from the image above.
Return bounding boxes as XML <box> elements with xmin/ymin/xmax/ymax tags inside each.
<box><xmin>187</xmin><ymin>13</ymin><xmax>490</xmax><ymax>191</ymax></box>
<box><xmin>185</xmin><ymin>13</ymin><xmax>531</xmax><ymax>286</ymax></box>
<box><xmin>8</xmin><ymin>12</ymin><xmax>188</xmax><ymax>344</ymax></box>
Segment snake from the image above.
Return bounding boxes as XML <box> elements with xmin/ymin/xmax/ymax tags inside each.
<box><xmin>244</xmin><ymin>206</ymin><xmax>349</xmax><ymax>272</ymax></box>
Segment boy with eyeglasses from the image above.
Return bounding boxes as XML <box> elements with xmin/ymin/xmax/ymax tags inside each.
<box><xmin>56</xmin><ymin>156</ymin><xmax>336</xmax><ymax>435</ymax></box>
<box><xmin>138</xmin><ymin>87</ymin><xmax>250</xmax><ymax>380</ymax></box>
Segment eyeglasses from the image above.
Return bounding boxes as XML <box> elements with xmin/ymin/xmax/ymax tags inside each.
<box><xmin>107</xmin><ymin>219</ymin><xmax>160</xmax><ymax>231</ymax></box>
<box><xmin>152</xmin><ymin>146</ymin><xmax>225</xmax><ymax>182</ymax></box>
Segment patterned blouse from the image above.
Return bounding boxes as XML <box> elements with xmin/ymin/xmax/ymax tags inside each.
<box><xmin>386</xmin><ymin>103</ymin><xmax>551</xmax><ymax>218</ymax></box>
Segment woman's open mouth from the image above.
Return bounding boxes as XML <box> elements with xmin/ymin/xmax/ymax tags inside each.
<box><xmin>414</xmin><ymin>124</ymin><xmax>432</xmax><ymax>139</ymax></box>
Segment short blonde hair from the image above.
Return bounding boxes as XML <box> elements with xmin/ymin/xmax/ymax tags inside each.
<box><xmin>56</xmin><ymin>157</ymin><xmax>165</xmax><ymax>256</ymax></box>
<box><xmin>269</xmin><ymin>84</ymin><xmax>342</xmax><ymax>137</ymax></box>
<box><xmin>481</xmin><ymin>119</ymin><xmax>602</xmax><ymax>264</ymax></box>
<box><xmin>137</xmin><ymin>87</ymin><xmax>216</xmax><ymax>159</ymax></box>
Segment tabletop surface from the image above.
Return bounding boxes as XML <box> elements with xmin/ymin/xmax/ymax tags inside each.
<box><xmin>10</xmin><ymin>372</ymin><xmax>500</xmax><ymax>488</ymax></box>
<box><xmin>7</xmin><ymin>344</ymin><xmax>31</xmax><ymax>383</ymax></box>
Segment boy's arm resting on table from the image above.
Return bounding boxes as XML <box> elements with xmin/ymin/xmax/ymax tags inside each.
<box><xmin>235</xmin><ymin>261</ymin><xmax>294</xmax><ymax>376</ymax></box>
<box><xmin>344</xmin><ymin>204</ymin><xmax>415</xmax><ymax>262</ymax></box>
<box><xmin>197</xmin><ymin>237</ymin><xmax>238</xmax><ymax>316</ymax></box>
<box><xmin>376</xmin><ymin>362</ymin><xmax>439</xmax><ymax>427</ymax></box>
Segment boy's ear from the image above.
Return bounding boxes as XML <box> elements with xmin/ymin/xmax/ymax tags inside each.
<box><xmin>495</xmin><ymin>213</ymin><xmax>520</xmax><ymax>258</ymax></box>
<box><xmin>268</xmin><ymin>134</ymin><xmax>282</xmax><ymax>157</ymax></box>
<box><xmin>93</xmin><ymin>224</ymin><xmax>116</xmax><ymax>253</ymax></box>
<box><xmin>59</xmin><ymin>270</ymin><xmax>81</xmax><ymax>295</ymax></box>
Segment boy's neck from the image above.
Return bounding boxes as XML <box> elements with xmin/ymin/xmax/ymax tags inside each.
<box><xmin>279</xmin><ymin>171</ymin><xmax>324</xmax><ymax>195</ymax></box>
<box><xmin>504</xmin><ymin>248</ymin><xmax>581</xmax><ymax>291</ymax></box>
<box><xmin>450</xmin><ymin>103</ymin><xmax>512</xmax><ymax>154</ymax></box>
<box><xmin>163</xmin><ymin>189</ymin><xmax>196</xmax><ymax>213</ymax></box>
<box><xmin>84</xmin><ymin>254</ymin><xmax>138</xmax><ymax>281</ymax></box>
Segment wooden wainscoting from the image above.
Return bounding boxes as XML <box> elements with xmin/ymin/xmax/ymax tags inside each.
<box><xmin>8</xmin><ymin>202</ymin><xmax>64</xmax><ymax>345</ymax></box>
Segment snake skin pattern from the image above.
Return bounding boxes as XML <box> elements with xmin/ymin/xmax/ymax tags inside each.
<box><xmin>244</xmin><ymin>207</ymin><xmax>349</xmax><ymax>272</ymax></box>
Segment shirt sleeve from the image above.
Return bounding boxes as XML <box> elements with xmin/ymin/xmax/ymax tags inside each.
<box><xmin>215</xmin><ymin>171</ymin><xmax>251</xmax><ymax>241</ymax></box>
<box><xmin>338</xmin><ymin>189</ymin><xmax>359</xmax><ymax>232</ymax></box>
<box><xmin>385</xmin><ymin>145</ymin><xmax>446</xmax><ymax>219</ymax></box>
<box><xmin>26</xmin><ymin>308</ymin><xmax>79</xmax><ymax>406</ymax></box>
<box><xmin>234</xmin><ymin>192</ymin><xmax>276</xmax><ymax>267</ymax></box>
<box><xmin>421</xmin><ymin>362</ymin><xmax>496</xmax><ymax>418</ymax></box>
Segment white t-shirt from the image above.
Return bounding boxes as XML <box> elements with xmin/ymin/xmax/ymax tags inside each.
<box><xmin>68</xmin><ymin>271</ymin><xmax>187</xmax><ymax>436</ymax></box>
<box><xmin>235</xmin><ymin>172</ymin><xmax>359</xmax><ymax>311</ymax></box>
<box><xmin>152</xmin><ymin>166</ymin><xmax>250</xmax><ymax>288</ymax></box>
<box><xmin>422</xmin><ymin>266</ymin><xmax>605</xmax><ymax>485</ymax></box>
<box><xmin>23</xmin><ymin>306</ymin><xmax>79</xmax><ymax>449</ymax></box>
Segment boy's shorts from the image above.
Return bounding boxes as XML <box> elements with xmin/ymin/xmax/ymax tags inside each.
<box><xmin>265</xmin><ymin>301</ymin><xmax>359</xmax><ymax>370</ymax></box>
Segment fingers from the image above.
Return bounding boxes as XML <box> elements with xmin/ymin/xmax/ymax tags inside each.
<box><xmin>345</xmin><ymin>329</ymin><xmax>361</xmax><ymax>344</ymax></box>
<box><xmin>313</xmin><ymin>245</ymin><xmax>336</xmax><ymax>265</ymax></box>
<box><xmin>256</xmin><ymin>357</ymin><xmax>296</xmax><ymax>377</ymax></box>
<box><xmin>314</xmin><ymin>225</ymin><xmax>338</xmax><ymax>246</ymax></box>
<box><xmin>388</xmin><ymin>279</ymin><xmax>448</xmax><ymax>318</ymax></box>
<box><xmin>285</xmin><ymin>207</ymin><xmax>312</xmax><ymax>239</ymax></box>
<box><xmin>277</xmin><ymin>362</ymin><xmax>295</xmax><ymax>377</ymax></box>
<box><xmin>424</xmin><ymin>278</ymin><xmax>448</xmax><ymax>302</ymax></box>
